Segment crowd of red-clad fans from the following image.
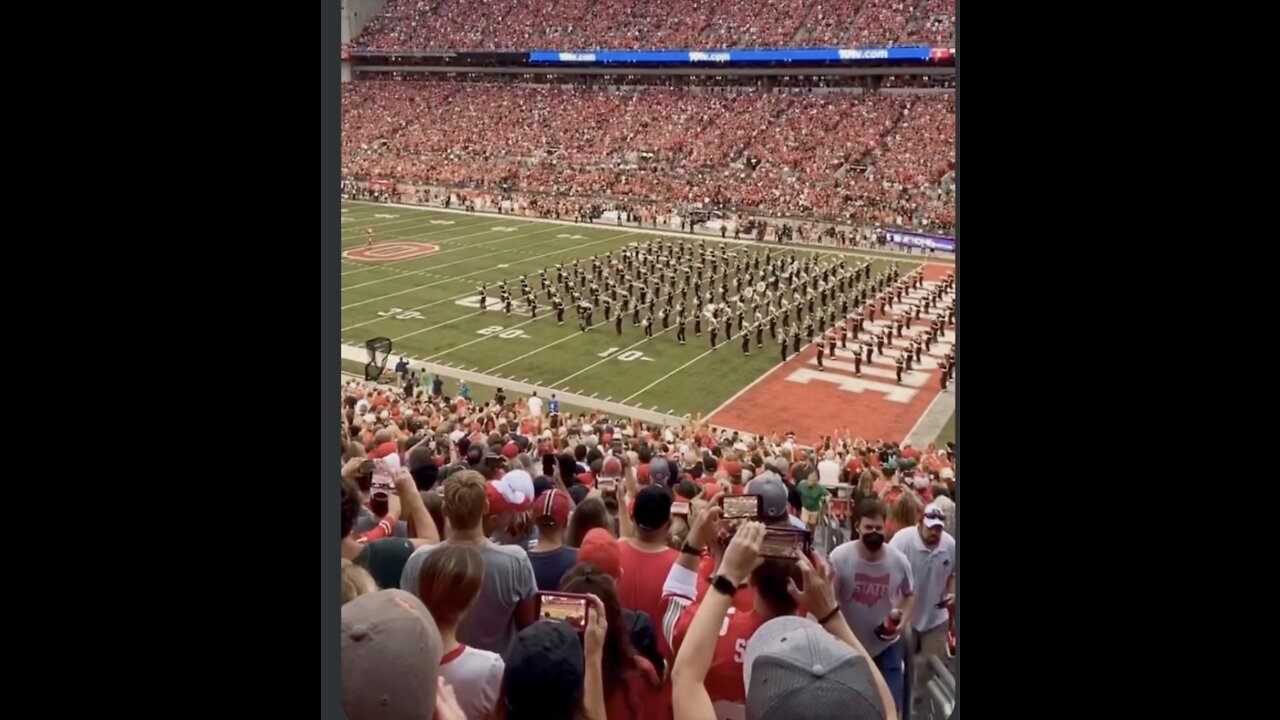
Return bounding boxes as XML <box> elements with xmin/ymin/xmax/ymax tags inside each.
<box><xmin>341</xmin><ymin>82</ymin><xmax>954</xmax><ymax>232</ymax></box>
<box><xmin>353</xmin><ymin>0</ymin><xmax>956</xmax><ymax>51</ymax></box>
<box><xmin>340</xmin><ymin>374</ymin><xmax>957</xmax><ymax>720</ymax></box>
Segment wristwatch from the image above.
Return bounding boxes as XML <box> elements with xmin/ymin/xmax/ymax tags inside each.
<box><xmin>680</xmin><ymin>542</ymin><xmax>703</xmax><ymax>557</ymax></box>
<box><xmin>710</xmin><ymin>574</ymin><xmax>738</xmax><ymax>597</ymax></box>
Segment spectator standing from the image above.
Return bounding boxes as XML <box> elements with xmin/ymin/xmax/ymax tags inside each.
<box><xmin>889</xmin><ymin>502</ymin><xmax>956</xmax><ymax>695</ymax></box>
<box><xmin>527</xmin><ymin>489</ymin><xmax>579</xmax><ymax>591</ymax></box>
<box><xmin>829</xmin><ymin>499</ymin><xmax>916</xmax><ymax>709</ymax></box>
<box><xmin>399</xmin><ymin>470</ymin><xmax>538</xmax><ymax>654</ymax></box>
<box><xmin>416</xmin><ymin>545</ymin><xmax>506</xmax><ymax>720</ymax></box>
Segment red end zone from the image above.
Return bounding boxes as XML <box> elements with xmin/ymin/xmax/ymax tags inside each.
<box><xmin>707</xmin><ymin>263</ymin><xmax>955</xmax><ymax>444</ymax></box>
<box><xmin>344</xmin><ymin>242</ymin><xmax>439</xmax><ymax>261</ymax></box>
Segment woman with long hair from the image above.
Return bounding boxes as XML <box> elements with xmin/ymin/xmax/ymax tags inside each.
<box><xmin>417</xmin><ymin>544</ymin><xmax>504</xmax><ymax>720</ymax></box>
<box><xmin>559</xmin><ymin>563</ymin><xmax>665</xmax><ymax>720</ymax></box>
<box><xmin>566</xmin><ymin>497</ymin><xmax>613</xmax><ymax>549</ymax></box>
<box><xmin>886</xmin><ymin>491</ymin><xmax>921</xmax><ymax>540</ymax></box>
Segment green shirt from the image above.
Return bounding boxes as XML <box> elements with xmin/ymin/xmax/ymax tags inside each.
<box><xmin>796</xmin><ymin>481</ymin><xmax>830</xmax><ymax>512</ymax></box>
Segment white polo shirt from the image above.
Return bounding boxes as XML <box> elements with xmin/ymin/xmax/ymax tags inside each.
<box><xmin>888</xmin><ymin>525</ymin><xmax>956</xmax><ymax>633</ymax></box>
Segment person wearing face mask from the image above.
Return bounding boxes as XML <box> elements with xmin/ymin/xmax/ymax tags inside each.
<box><xmin>829</xmin><ymin>498</ymin><xmax>915</xmax><ymax>710</ymax></box>
<box><xmin>890</xmin><ymin>502</ymin><xmax>955</xmax><ymax>699</ymax></box>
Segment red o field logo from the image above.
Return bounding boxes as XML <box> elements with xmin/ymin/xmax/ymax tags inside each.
<box><xmin>345</xmin><ymin>242</ymin><xmax>439</xmax><ymax>261</ymax></box>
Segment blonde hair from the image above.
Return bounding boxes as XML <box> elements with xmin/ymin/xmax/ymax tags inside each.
<box><xmin>443</xmin><ymin>470</ymin><xmax>488</xmax><ymax>531</ymax></box>
<box><xmin>890</xmin><ymin>493</ymin><xmax>920</xmax><ymax>532</ymax></box>
<box><xmin>417</xmin><ymin>544</ymin><xmax>485</xmax><ymax>625</ymax></box>
<box><xmin>340</xmin><ymin>559</ymin><xmax>379</xmax><ymax>604</ymax></box>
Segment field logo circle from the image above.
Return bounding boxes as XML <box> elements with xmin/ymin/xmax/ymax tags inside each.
<box><xmin>345</xmin><ymin>242</ymin><xmax>439</xmax><ymax>261</ymax></box>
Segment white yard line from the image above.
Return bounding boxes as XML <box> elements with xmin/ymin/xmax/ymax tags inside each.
<box><xmin>341</xmin><ymin>224</ymin><xmax>571</xmax><ymax>290</ymax></box>
<box><xmin>339</xmin><ymin>217</ymin><xmax>566</xmax><ymax>277</ymax></box>
<box><xmin>340</xmin><ymin>343</ymin><xmax>689</xmax><ymax>425</ymax></box>
<box><xmin>343</xmin><ymin>199</ymin><xmax>955</xmax><ymax>265</ymax></box>
<box><xmin>341</xmin><ymin>230</ymin><xmax>636</xmax><ymax>309</ymax></box>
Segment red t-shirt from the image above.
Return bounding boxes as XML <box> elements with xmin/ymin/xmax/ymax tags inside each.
<box><xmin>617</xmin><ymin>541</ymin><xmax>679</xmax><ymax>634</ymax></box>
<box><xmin>667</xmin><ymin>601</ymin><xmax>764</xmax><ymax>716</ymax></box>
<box><xmin>604</xmin><ymin>656</ymin><xmax>668</xmax><ymax>720</ymax></box>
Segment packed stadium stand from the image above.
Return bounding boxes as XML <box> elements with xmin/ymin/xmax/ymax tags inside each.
<box><xmin>339</xmin><ymin>1</ymin><xmax>957</xmax><ymax>718</ymax></box>
<box><xmin>342</xmin><ymin>82</ymin><xmax>953</xmax><ymax>231</ymax></box>
<box><xmin>353</xmin><ymin>0</ymin><xmax>956</xmax><ymax>50</ymax></box>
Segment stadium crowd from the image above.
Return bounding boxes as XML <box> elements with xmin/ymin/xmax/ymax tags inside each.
<box><xmin>353</xmin><ymin>0</ymin><xmax>956</xmax><ymax>51</ymax></box>
<box><xmin>341</xmin><ymin>82</ymin><xmax>955</xmax><ymax>232</ymax></box>
<box><xmin>339</xmin><ymin>369</ymin><xmax>957</xmax><ymax>720</ymax></box>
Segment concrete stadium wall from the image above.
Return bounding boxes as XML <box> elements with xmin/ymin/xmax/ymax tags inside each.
<box><xmin>341</xmin><ymin>0</ymin><xmax>388</xmax><ymax>44</ymax></box>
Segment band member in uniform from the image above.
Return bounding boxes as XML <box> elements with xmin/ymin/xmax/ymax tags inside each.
<box><xmin>827</xmin><ymin>333</ymin><xmax>836</xmax><ymax>359</ymax></box>
<box><xmin>364</xmin><ymin>227</ymin><xmax>374</xmax><ymax>248</ymax></box>
<box><xmin>755</xmin><ymin>320</ymin><xmax>765</xmax><ymax>349</ymax></box>
<box><xmin>904</xmin><ymin>346</ymin><xmax>912</xmax><ymax>372</ymax></box>
<box><xmin>603</xmin><ymin>296</ymin><xmax>612</xmax><ymax>321</ymax></box>
<box><xmin>615</xmin><ymin>311</ymin><xmax>623</xmax><ymax>335</ymax></box>
<box><xmin>913</xmin><ymin>337</ymin><xmax>923</xmax><ymax>364</ymax></box>
<box><xmin>694</xmin><ymin>312</ymin><xmax>702</xmax><ymax>337</ymax></box>
<box><xmin>805</xmin><ymin>319</ymin><xmax>814</xmax><ymax>344</ymax></box>
<box><xmin>725</xmin><ymin>312</ymin><xmax>733</xmax><ymax>341</ymax></box>
<box><xmin>932</xmin><ymin>317</ymin><xmax>943</xmax><ymax>339</ymax></box>
<box><xmin>643</xmin><ymin>313</ymin><xmax>654</xmax><ymax>338</ymax></box>
<box><xmin>632</xmin><ymin>301</ymin><xmax>641</xmax><ymax>326</ymax></box>
<box><xmin>478</xmin><ymin>285</ymin><xmax>487</xmax><ymax>310</ymax></box>
<box><xmin>677</xmin><ymin>313</ymin><xmax>687</xmax><ymax>344</ymax></box>
<box><xmin>661</xmin><ymin>305</ymin><xmax>671</xmax><ymax>330</ymax></box>
<box><xmin>792</xmin><ymin>326</ymin><xmax>801</xmax><ymax>355</ymax></box>
<box><xmin>710</xmin><ymin>321</ymin><xmax>718</xmax><ymax>349</ymax></box>
<box><xmin>529</xmin><ymin>295</ymin><xmax>538</xmax><ymax>319</ymax></box>
<box><xmin>938</xmin><ymin>357</ymin><xmax>950</xmax><ymax>390</ymax></box>
<box><xmin>769</xmin><ymin>313</ymin><xmax>778</xmax><ymax>340</ymax></box>
<box><xmin>853</xmin><ymin>346</ymin><xmax>862</xmax><ymax>376</ymax></box>
<box><xmin>875</xmin><ymin>332</ymin><xmax>885</xmax><ymax>357</ymax></box>
<box><xmin>780</xmin><ymin>331</ymin><xmax>788</xmax><ymax>362</ymax></box>
<box><xmin>816</xmin><ymin>341</ymin><xmax>825</xmax><ymax>371</ymax></box>
<box><xmin>742</xmin><ymin>327</ymin><xmax>751</xmax><ymax>356</ymax></box>
<box><xmin>554</xmin><ymin>296</ymin><xmax>565</xmax><ymax>325</ymax></box>
<box><xmin>504</xmin><ymin>293</ymin><xmax>514</xmax><ymax>315</ymax></box>
<box><xmin>895</xmin><ymin>353</ymin><xmax>905</xmax><ymax>384</ymax></box>
<box><xmin>840</xmin><ymin>324</ymin><xmax>848</xmax><ymax>350</ymax></box>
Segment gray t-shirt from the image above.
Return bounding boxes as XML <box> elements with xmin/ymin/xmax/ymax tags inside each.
<box><xmin>829</xmin><ymin>541</ymin><xmax>915</xmax><ymax>659</ymax></box>
<box><xmin>400</xmin><ymin>540</ymin><xmax>537</xmax><ymax>655</ymax></box>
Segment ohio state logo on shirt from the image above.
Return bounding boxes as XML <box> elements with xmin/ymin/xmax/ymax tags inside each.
<box><xmin>851</xmin><ymin>572</ymin><xmax>891</xmax><ymax>607</ymax></box>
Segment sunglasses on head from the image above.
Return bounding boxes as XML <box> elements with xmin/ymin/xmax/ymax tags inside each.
<box><xmin>924</xmin><ymin>510</ymin><xmax>946</xmax><ymax>521</ymax></box>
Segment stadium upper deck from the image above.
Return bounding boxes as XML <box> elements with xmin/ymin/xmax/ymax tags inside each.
<box><xmin>353</xmin><ymin>0</ymin><xmax>956</xmax><ymax>52</ymax></box>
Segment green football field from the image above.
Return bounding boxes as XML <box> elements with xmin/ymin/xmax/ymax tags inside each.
<box><xmin>341</xmin><ymin>200</ymin><xmax>955</xmax><ymax>432</ymax></box>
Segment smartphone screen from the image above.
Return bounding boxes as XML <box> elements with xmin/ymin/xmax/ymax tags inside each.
<box><xmin>721</xmin><ymin>494</ymin><xmax>763</xmax><ymax>520</ymax></box>
<box><xmin>598</xmin><ymin>479</ymin><xmax>617</xmax><ymax>493</ymax></box>
<box><xmin>371</xmin><ymin>460</ymin><xmax>395</xmax><ymax>492</ymax></box>
<box><xmin>671</xmin><ymin>501</ymin><xmax>690</xmax><ymax>516</ymax></box>
<box><xmin>536</xmin><ymin>592</ymin><xmax>590</xmax><ymax>632</ymax></box>
<box><xmin>759</xmin><ymin>528</ymin><xmax>812</xmax><ymax>560</ymax></box>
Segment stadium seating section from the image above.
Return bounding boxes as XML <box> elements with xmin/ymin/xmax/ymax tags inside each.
<box><xmin>353</xmin><ymin>0</ymin><xmax>956</xmax><ymax>51</ymax></box>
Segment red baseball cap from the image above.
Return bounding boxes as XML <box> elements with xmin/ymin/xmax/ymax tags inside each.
<box><xmin>502</xmin><ymin>442</ymin><xmax>520</xmax><ymax>459</ymax></box>
<box><xmin>578</xmin><ymin>528</ymin><xmax>621</xmax><ymax>580</ymax></box>
<box><xmin>534</xmin><ymin>489</ymin><xmax>572</xmax><ymax>529</ymax></box>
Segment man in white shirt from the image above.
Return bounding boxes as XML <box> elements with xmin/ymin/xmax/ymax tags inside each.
<box><xmin>889</xmin><ymin>502</ymin><xmax>955</xmax><ymax>694</ymax></box>
<box><xmin>817</xmin><ymin>450</ymin><xmax>842</xmax><ymax>486</ymax></box>
<box><xmin>528</xmin><ymin>391</ymin><xmax>544</xmax><ymax>418</ymax></box>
